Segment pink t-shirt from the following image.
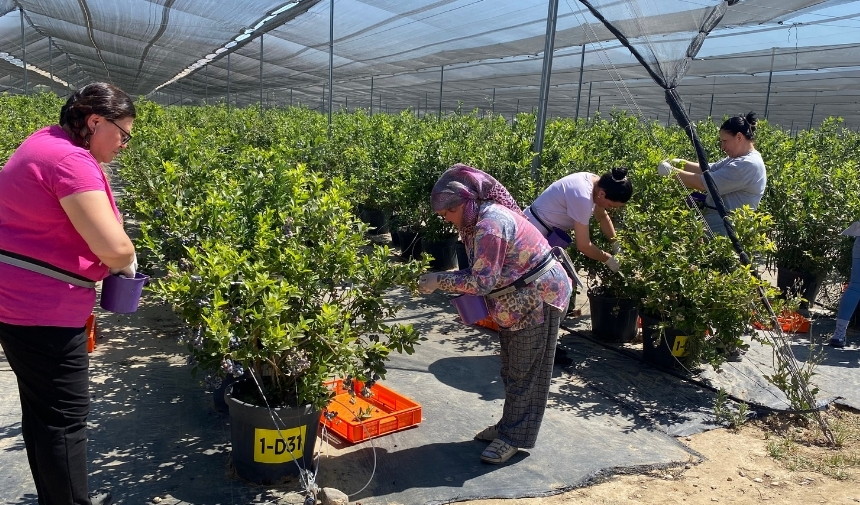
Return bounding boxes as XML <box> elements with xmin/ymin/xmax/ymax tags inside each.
<box><xmin>0</xmin><ymin>125</ymin><xmax>120</xmax><ymax>327</ymax></box>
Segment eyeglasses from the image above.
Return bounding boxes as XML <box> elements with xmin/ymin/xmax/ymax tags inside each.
<box><xmin>107</xmin><ymin>119</ymin><xmax>132</xmax><ymax>145</ymax></box>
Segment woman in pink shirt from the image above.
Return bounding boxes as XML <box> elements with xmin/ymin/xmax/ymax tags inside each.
<box><xmin>0</xmin><ymin>83</ymin><xmax>136</xmax><ymax>505</ymax></box>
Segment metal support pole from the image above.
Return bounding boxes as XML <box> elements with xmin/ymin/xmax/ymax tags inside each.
<box><xmin>688</xmin><ymin>101</ymin><xmax>692</xmax><ymax>116</ymax></box>
<box><xmin>327</xmin><ymin>0</ymin><xmax>334</xmax><ymax>133</ymax></box>
<box><xmin>516</xmin><ymin>98</ymin><xmax>519</xmax><ymax>116</ymax></box>
<box><xmin>531</xmin><ymin>0</ymin><xmax>560</xmax><ymax>179</ymax></box>
<box><xmin>260</xmin><ymin>35</ymin><xmax>264</xmax><ymax>115</ymax></box>
<box><xmin>586</xmin><ymin>81</ymin><xmax>592</xmax><ymax>118</ymax></box>
<box><xmin>596</xmin><ymin>95</ymin><xmax>600</xmax><ymax>114</ymax></box>
<box><xmin>438</xmin><ymin>65</ymin><xmax>444</xmax><ymax>119</ymax></box>
<box><xmin>809</xmin><ymin>97</ymin><xmax>816</xmax><ymax>131</ymax></box>
<box><xmin>20</xmin><ymin>6</ymin><xmax>27</xmax><ymax>94</ymax></box>
<box><xmin>574</xmin><ymin>44</ymin><xmax>585</xmax><ymax>120</ymax></box>
<box><xmin>227</xmin><ymin>53</ymin><xmax>231</xmax><ymax>108</ymax></box>
<box><xmin>48</xmin><ymin>36</ymin><xmax>53</xmax><ymax>93</ymax></box>
<box><xmin>205</xmin><ymin>65</ymin><xmax>208</xmax><ymax>104</ymax></box>
<box><xmin>709</xmin><ymin>76</ymin><xmax>716</xmax><ymax>118</ymax></box>
<box><xmin>370</xmin><ymin>76</ymin><xmax>374</xmax><ymax>115</ymax></box>
<box><xmin>764</xmin><ymin>47</ymin><xmax>775</xmax><ymax>120</ymax></box>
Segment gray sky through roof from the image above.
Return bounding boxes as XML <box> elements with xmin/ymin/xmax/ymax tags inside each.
<box><xmin>0</xmin><ymin>0</ymin><xmax>859</xmax><ymax>129</ymax></box>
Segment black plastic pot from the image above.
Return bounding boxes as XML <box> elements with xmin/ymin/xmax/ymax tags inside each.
<box><xmin>397</xmin><ymin>228</ymin><xmax>422</xmax><ymax>260</ymax></box>
<box><xmin>225</xmin><ymin>381</ymin><xmax>321</xmax><ymax>484</ymax></box>
<box><xmin>776</xmin><ymin>266</ymin><xmax>825</xmax><ymax>310</ymax></box>
<box><xmin>588</xmin><ymin>291</ymin><xmax>639</xmax><ymax>343</ymax></box>
<box><xmin>851</xmin><ymin>303</ymin><xmax>860</xmax><ymax>330</ymax></box>
<box><xmin>640</xmin><ymin>314</ymin><xmax>689</xmax><ymax>369</ymax></box>
<box><xmin>389</xmin><ymin>220</ymin><xmax>401</xmax><ymax>247</ymax></box>
<box><xmin>356</xmin><ymin>205</ymin><xmax>391</xmax><ymax>235</ymax></box>
<box><xmin>422</xmin><ymin>237</ymin><xmax>459</xmax><ymax>271</ymax></box>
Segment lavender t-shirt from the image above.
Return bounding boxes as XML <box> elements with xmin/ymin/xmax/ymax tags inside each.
<box><xmin>529</xmin><ymin>172</ymin><xmax>596</xmax><ymax>232</ymax></box>
<box><xmin>0</xmin><ymin>125</ymin><xmax>119</xmax><ymax>327</ymax></box>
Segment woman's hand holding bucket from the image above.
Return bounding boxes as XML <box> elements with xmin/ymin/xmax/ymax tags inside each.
<box><xmin>110</xmin><ymin>252</ymin><xmax>137</xmax><ymax>278</ymax></box>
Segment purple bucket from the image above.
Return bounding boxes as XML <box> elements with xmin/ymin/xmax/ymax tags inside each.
<box><xmin>547</xmin><ymin>227</ymin><xmax>572</xmax><ymax>248</ymax></box>
<box><xmin>451</xmin><ymin>295</ymin><xmax>489</xmax><ymax>325</ymax></box>
<box><xmin>100</xmin><ymin>272</ymin><xmax>149</xmax><ymax>313</ymax></box>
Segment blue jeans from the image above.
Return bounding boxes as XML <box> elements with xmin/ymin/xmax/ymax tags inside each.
<box><xmin>837</xmin><ymin>237</ymin><xmax>860</xmax><ymax>321</ymax></box>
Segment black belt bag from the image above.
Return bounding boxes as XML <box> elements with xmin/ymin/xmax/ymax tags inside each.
<box><xmin>486</xmin><ymin>247</ymin><xmax>582</xmax><ymax>299</ymax></box>
<box><xmin>0</xmin><ymin>248</ymin><xmax>97</xmax><ymax>289</ymax></box>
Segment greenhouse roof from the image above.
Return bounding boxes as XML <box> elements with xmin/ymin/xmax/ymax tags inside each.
<box><xmin>2</xmin><ymin>0</ymin><xmax>860</xmax><ymax>129</ymax></box>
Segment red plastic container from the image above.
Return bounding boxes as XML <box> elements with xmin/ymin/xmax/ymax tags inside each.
<box><xmin>85</xmin><ymin>313</ymin><xmax>97</xmax><ymax>352</ymax></box>
<box><xmin>322</xmin><ymin>379</ymin><xmax>421</xmax><ymax>443</ymax></box>
<box><xmin>475</xmin><ymin>315</ymin><xmax>499</xmax><ymax>331</ymax></box>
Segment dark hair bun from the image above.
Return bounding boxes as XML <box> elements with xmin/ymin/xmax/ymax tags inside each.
<box><xmin>745</xmin><ymin>111</ymin><xmax>758</xmax><ymax>131</ymax></box>
<box><xmin>611</xmin><ymin>166</ymin><xmax>628</xmax><ymax>182</ymax></box>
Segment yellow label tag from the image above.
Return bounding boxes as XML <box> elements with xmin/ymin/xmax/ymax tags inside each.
<box><xmin>253</xmin><ymin>426</ymin><xmax>306</xmax><ymax>464</ymax></box>
<box><xmin>671</xmin><ymin>335</ymin><xmax>689</xmax><ymax>357</ymax></box>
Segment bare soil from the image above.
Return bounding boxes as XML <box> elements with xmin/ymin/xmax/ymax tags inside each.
<box><xmin>462</xmin><ymin>406</ymin><xmax>860</xmax><ymax>505</ymax></box>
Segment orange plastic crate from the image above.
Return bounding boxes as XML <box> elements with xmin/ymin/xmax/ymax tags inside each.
<box><xmin>322</xmin><ymin>379</ymin><xmax>422</xmax><ymax>443</ymax></box>
<box><xmin>779</xmin><ymin>312</ymin><xmax>811</xmax><ymax>333</ymax></box>
<box><xmin>752</xmin><ymin>311</ymin><xmax>810</xmax><ymax>333</ymax></box>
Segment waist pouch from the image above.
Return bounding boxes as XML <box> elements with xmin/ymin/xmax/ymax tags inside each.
<box><xmin>486</xmin><ymin>247</ymin><xmax>582</xmax><ymax>299</ymax></box>
<box><xmin>0</xmin><ymin>248</ymin><xmax>97</xmax><ymax>289</ymax></box>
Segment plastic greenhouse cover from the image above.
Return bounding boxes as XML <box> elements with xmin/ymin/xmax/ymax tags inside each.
<box><xmin>0</xmin><ymin>0</ymin><xmax>859</xmax><ymax>128</ymax></box>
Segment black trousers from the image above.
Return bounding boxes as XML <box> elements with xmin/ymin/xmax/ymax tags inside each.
<box><xmin>0</xmin><ymin>321</ymin><xmax>91</xmax><ymax>505</ymax></box>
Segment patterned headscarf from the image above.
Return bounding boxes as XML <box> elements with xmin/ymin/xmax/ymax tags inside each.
<box><xmin>431</xmin><ymin>163</ymin><xmax>525</xmax><ymax>246</ymax></box>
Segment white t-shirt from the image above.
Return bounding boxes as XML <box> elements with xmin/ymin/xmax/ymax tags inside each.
<box><xmin>528</xmin><ymin>172</ymin><xmax>596</xmax><ymax>233</ymax></box>
<box><xmin>702</xmin><ymin>150</ymin><xmax>767</xmax><ymax>235</ymax></box>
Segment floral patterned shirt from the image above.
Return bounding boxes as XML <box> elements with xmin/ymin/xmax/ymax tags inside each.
<box><xmin>438</xmin><ymin>202</ymin><xmax>572</xmax><ymax>330</ymax></box>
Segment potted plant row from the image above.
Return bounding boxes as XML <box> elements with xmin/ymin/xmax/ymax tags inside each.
<box><xmin>125</xmin><ymin>117</ymin><xmax>429</xmax><ymax>483</ymax></box>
